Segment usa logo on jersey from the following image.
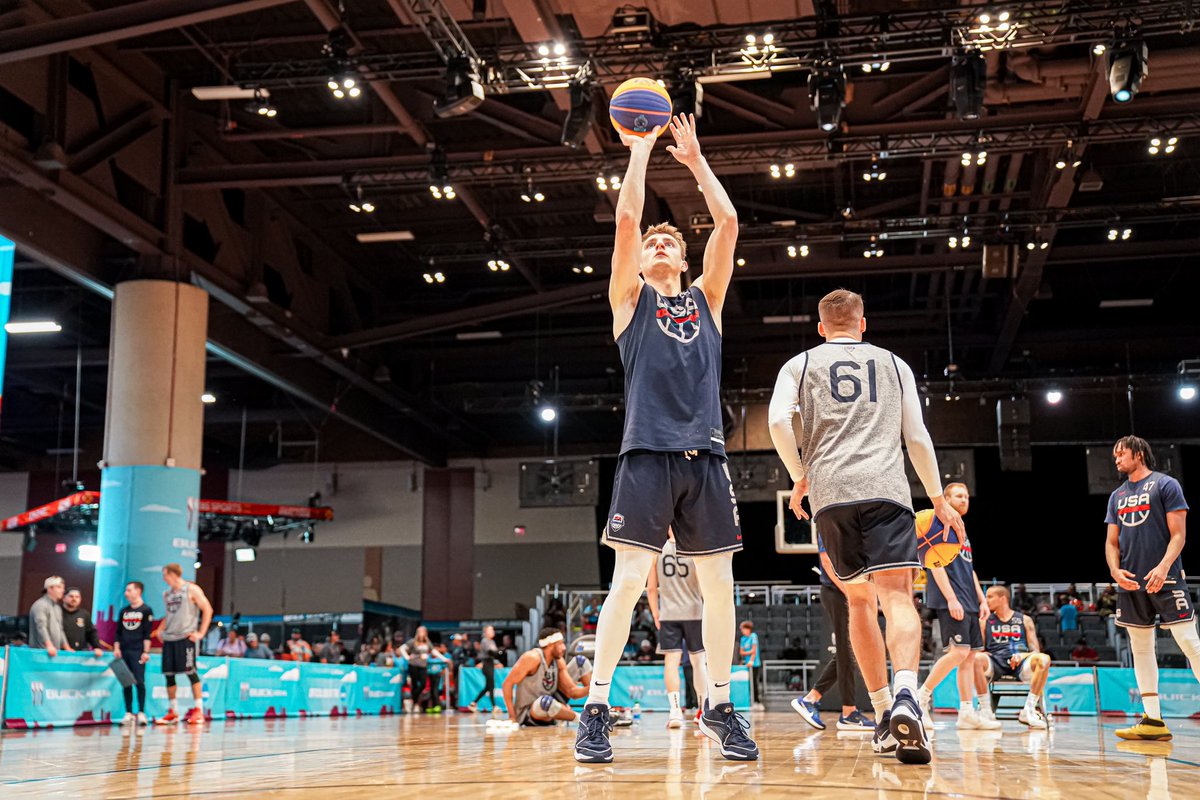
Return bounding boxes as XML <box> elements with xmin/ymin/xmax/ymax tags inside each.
<box><xmin>655</xmin><ymin>291</ymin><xmax>700</xmax><ymax>343</ymax></box>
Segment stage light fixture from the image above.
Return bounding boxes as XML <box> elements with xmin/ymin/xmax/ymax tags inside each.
<box><xmin>6</xmin><ymin>320</ymin><xmax>61</xmax><ymax>334</ymax></box>
<box><xmin>247</xmin><ymin>89</ymin><xmax>277</xmax><ymax>118</ymax></box>
<box><xmin>862</xmin><ymin>238</ymin><xmax>884</xmax><ymax>258</ymax></box>
<box><xmin>862</xmin><ymin>161</ymin><xmax>885</xmax><ymax>182</ymax></box>
<box><xmin>769</xmin><ymin>163</ymin><xmax>796</xmax><ymax>179</ymax></box>
<box><xmin>571</xmin><ymin>264</ymin><xmax>594</xmax><ymax>274</ymax></box>
<box><xmin>1180</xmin><ymin>385</ymin><xmax>1197</xmax><ymax>401</ymax></box>
<box><xmin>1093</xmin><ymin>43</ymin><xmax>1108</xmax><ymax>56</ymax></box>
<box><xmin>434</xmin><ymin>55</ymin><xmax>484</xmax><ymax>118</ymax></box>
<box><xmin>1045</xmin><ymin>390</ymin><xmax>1064</xmax><ymax>405</ymax></box>
<box><xmin>539</xmin><ymin>405</ymin><xmax>558</xmax><ymax>423</ymax></box>
<box><xmin>519</xmin><ymin>177</ymin><xmax>546</xmax><ymax>203</ymax></box>
<box><xmin>235</xmin><ymin>547</ymin><xmax>256</xmax><ymax>562</ymax></box>
<box><xmin>1109</xmin><ymin>40</ymin><xmax>1147</xmax><ymax>103</ymax></box>
<box><xmin>561</xmin><ymin>73</ymin><xmax>595</xmax><ymax>148</ymax></box>
<box><xmin>347</xmin><ymin>184</ymin><xmax>375</xmax><ymax>213</ymax></box>
<box><xmin>1106</xmin><ymin>227</ymin><xmax>1132</xmax><ymax>241</ymax></box>
<box><xmin>950</xmin><ymin>50</ymin><xmax>986</xmax><ymax>121</ymax></box>
<box><xmin>960</xmin><ymin>150</ymin><xmax>987</xmax><ymax>167</ymax></box>
<box><xmin>808</xmin><ymin>64</ymin><xmax>845</xmax><ymax>132</ymax></box>
<box><xmin>201</xmin><ymin>392</ymin><xmax>216</xmax><ymax>404</ymax></box>
<box><xmin>1148</xmin><ymin>135</ymin><xmax>1178</xmax><ymax>156</ymax></box>
<box><xmin>487</xmin><ymin>258</ymin><xmax>511</xmax><ymax>272</ymax></box>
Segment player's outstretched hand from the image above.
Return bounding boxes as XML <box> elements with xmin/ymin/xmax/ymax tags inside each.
<box><xmin>1144</xmin><ymin>564</ymin><xmax>1169</xmax><ymax>594</ymax></box>
<box><xmin>933</xmin><ymin>495</ymin><xmax>966</xmax><ymax>540</ymax></box>
<box><xmin>619</xmin><ymin>126</ymin><xmax>661</xmax><ymax>154</ymax></box>
<box><xmin>790</xmin><ymin>478</ymin><xmax>811</xmax><ymax>520</ymax></box>
<box><xmin>666</xmin><ymin>113</ymin><xmax>702</xmax><ymax>167</ymax></box>
<box><xmin>1112</xmin><ymin>568</ymin><xmax>1140</xmax><ymax>591</ymax></box>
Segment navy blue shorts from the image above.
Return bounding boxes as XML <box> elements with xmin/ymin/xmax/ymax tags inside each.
<box><xmin>162</xmin><ymin>639</ymin><xmax>197</xmax><ymax>675</ymax></box>
<box><xmin>657</xmin><ymin>619</ymin><xmax>704</xmax><ymax>654</ymax></box>
<box><xmin>603</xmin><ymin>450</ymin><xmax>742</xmax><ymax>557</ymax></box>
<box><xmin>1116</xmin><ymin>583</ymin><xmax>1196</xmax><ymax>628</ymax></box>
<box><xmin>936</xmin><ymin>608</ymin><xmax>984</xmax><ymax>651</ymax></box>
<box><xmin>816</xmin><ymin>501</ymin><xmax>918</xmax><ymax>582</ymax></box>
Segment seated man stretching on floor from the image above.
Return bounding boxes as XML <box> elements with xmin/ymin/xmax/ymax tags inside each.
<box><xmin>502</xmin><ymin>628</ymin><xmax>588</xmax><ymax>726</ymax></box>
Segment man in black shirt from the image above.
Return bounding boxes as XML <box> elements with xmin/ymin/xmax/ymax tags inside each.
<box><xmin>62</xmin><ymin>588</ymin><xmax>103</xmax><ymax>658</ymax></box>
<box><xmin>113</xmin><ymin>581</ymin><xmax>154</xmax><ymax>726</ymax></box>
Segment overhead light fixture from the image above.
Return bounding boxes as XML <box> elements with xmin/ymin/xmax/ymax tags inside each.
<box><xmin>539</xmin><ymin>405</ymin><xmax>558</xmax><ymax>423</ymax></box>
<box><xmin>1025</xmin><ymin>240</ymin><xmax>1049</xmax><ymax>251</ymax></box>
<box><xmin>768</xmin><ymin>163</ymin><xmax>796</xmax><ymax>179</ymax></box>
<box><xmin>1109</xmin><ymin>39</ymin><xmax>1147</xmax><ymax>103</ymax></box>
<box><xmin>346</xmin><ymin>184</ymin><xmax>375</xmax><ymax>214</ymax></box>
<box><xmin>1147</xmin><ymin>135</ymin><xmax>1178</xmax><ymax>156</ymax></box>
<box><xmin>949</xmin><ymin>234</ymin><xmax>971</xmax><ymax>248</ymax></box>
<box><xmin>192</xmin><ymin>85</ymin><xmax>261</xmax><ymax>101</ymax></box>
<box><xmin>77</xmin><ymin>543</ymin><xmax>101</xmax><ymax>562</ymax></box>
<box><xmin>561</xmin><ymin>70</ymin><xmax>595</xmax><ymax>148</ymax></box>
<box><xmin>5</xmin><ymin>320</ymin><xmax>61</xmax><ymax>334</ymax></box>
<box><xmin>326</xmin><ymin>70</ymin><xmax>361</xmax><ymax>100</ymax></box>
<box><xmin>960</xmin><ymin>149</ymin><xmax>987</xmax><ymax>167</ymax></box>
<box><xmin>1180</xmin><ymin>385</ymin><xmax>1198</xmax><ymax>402</ymax></box>
<box><xmin>246</xmin><ymin>88</ymin><xmax>277</xmax><ymax>118</ymax></box>
<box><xmin>862</xmin><ymin>160</ymin><xmax>886</xmax><ymax>182</ymax></box>
<box><xmin>487</xmin><ymin>258</ymin><xmax>511</xmax><ymax>272</ymax></box>
<box><xmin>571</xmin><ymin>264</ymin><xmax>595</xmax><ymax>274</ymax></box>
<box><xmin>434</xmin><ymin>55</ymin><xmax>485</xmax><ymax>118</ymax></box>
<box><xmin>786</xmin><ymin>244</ymin><xmax>809</xmax><ymax>258</ymax></box>
<box><xmin>950</xmin><ymin>50</ymin><xmax>986</xmax><ymax>121</ymax></box>
<box><xmin>323</xmin><ymin>28</ymin><xmax>361</xmax><ymax>101</ymax></box>
<box><xmin>862</xmin><ymin>238</ymin><xmax>883</xmax><ymax>258</ymax></box>
<box><xmin>201</xmin><ymin>392</ymin><xmax>216</xmax><ymax>404</ymax></box>
<box><xmin>861</xmin><ymin>58</ymin><xmax>890</xmax><ymax>73</ymax></box>
<box><xmin>735</xmin><ymin>257</ymin><xmax>746</xmax><ymax>267</ymax></box>
<box><xmin>519</xmin><ymin>177</ymin><xmax>545</xmax><ymax>203</ymax></box>
<box><xmin>422</xmin><ymin>271</ymin><xmax>446</xmax><ymax>284</ymax></box>
<box><xmin>1099</xmin><ymin>298</ymin><xmax>1153</xmax><ymax>309</ymax></box>
<box><xmin>235</xmin><ymin>547</ymin><xmax>257</xmax><ymax>562</ymax></box>
<box><xmin>1045</xmin><ymin>389</ymin><xmax>1064</xmax><ymax>405</ymax></box>
<box><xmin>355</xmin><ymin>231</ymin><xmax>415</xmax><ymax>243</ymax></box>
<box><xmin>808</xmin><ymin>63</ymin><xmax>845</xmax><ymax>132</ymax></box>
<box><xmin>428</xmin><ymin>148</ymin><xmax>455</xmax><ymax>200</ymax></box>
<box><xmin>1092</xmin><ymin>43</ymin><xmax>1108</xmax><ymax>56</ymax></box>
<box><xmin>1106</xmin><ymin>227</ymin><xmax>1132</xmax><ymax>241</ymax></box>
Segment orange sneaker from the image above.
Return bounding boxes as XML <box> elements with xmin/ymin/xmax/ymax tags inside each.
<box><xmin>156</xmin><ymin>709</ymin><xmax>180</xmax><ymax>725</ymax></box>
<box><xmin>184</xmin><ymin>708</ymin><xmax>205</xmax><ymax>725</ymax></box>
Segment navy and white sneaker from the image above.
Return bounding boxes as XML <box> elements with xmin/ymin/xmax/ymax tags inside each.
<box><xmin>574</xmin><ymin>703</ymin><xmax>614</xmax><ymax>764</ymax></box>
<box><xmin>872</xmin><ymin>710</ymin><xmax>898</xmax><ymax>755</ymax></box>
<box><xmin>837</xmin><ymin>709</ymin><xmax>876</xmax><ymax>731</ymax></box>
<box><xmin>699</xmin><ymin>700</ymin><xmax>760</xmax><ymax>761</ymax></box>
<box><xmin>791</xmin><ymin>697</ymin><xmax>826</xmax><ymax>730</ymax></box>
<box><xmin>889</xmin><ymin>690</ymin><xmax>932</xmax><ymax>765</ymax></box>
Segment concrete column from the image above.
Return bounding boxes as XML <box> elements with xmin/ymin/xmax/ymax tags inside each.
<box><xmin>94</xmin><ymin>280</ymin><xmax>208</xmax><ymax>639</ymax></box>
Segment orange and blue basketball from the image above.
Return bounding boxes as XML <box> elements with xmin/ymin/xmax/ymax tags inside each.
<box><xmin>915</xmin><ymin>508</ymin><xmax>962</xmax><ymax>569</ymax></box>
<box><xmin>609</xmin><ymin>78</ymin><xmax>672</xmax><ymax>137</ymax></box>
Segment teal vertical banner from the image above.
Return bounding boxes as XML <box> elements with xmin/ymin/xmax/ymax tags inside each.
<box><xmin>94</xmin><ymin>465</ymin><xmax>201</xmax><ymax>643</ymax></box>
<box><xmin>0</xmin><ymin>235</ymin><xmax>15</xmax><ymax>410</ymax></box>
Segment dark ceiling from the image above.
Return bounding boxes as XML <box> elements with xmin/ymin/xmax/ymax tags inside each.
<box><xmin>1</xmin><ymin>0</ymin><xmax>1199</xmax><ymax>472</ymax></box>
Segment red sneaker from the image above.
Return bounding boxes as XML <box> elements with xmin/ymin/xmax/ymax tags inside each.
<box><xmin>184</xmin><ymin>708</ymin><xmax>206</xmax><ymax>725</ymax></box>
<box><xmin>156</xmin><ymin>709</ymin><xmax>180</xmax><ymax>725</ymax></box>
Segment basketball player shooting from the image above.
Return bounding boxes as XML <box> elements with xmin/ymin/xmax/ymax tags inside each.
<box><xmin>1105</xmin><ymin>435</ymin><xmax>1199</xmax><ymax>741</ymax></box>
<box><xmin>574</xmin><ymin>113</ymin><xmax>757</xmax><ymax>764</ymax></box>
<box><xmin>768</xmin><ymin>289</ymin><xmax>964</xmax><ymax>765</ymax></box>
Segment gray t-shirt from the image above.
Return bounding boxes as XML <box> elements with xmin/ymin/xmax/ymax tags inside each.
<box><xmin>479</xmin><ymin>637</ymin><xmax>498</xmax><ymax>663</ymax></box>
<box><xmin>405</xmin><ymin>639</ymin><xmax>431</xmax><ymax>668</ymax></box>
<box><xmin>29</xmin><ymin>594</ymin><xmax>68</xmax><ymax>649</ymax></box>
<box><xmin>513</xmin><ymin>650</ymin><xmax>558</xmax><ymax>722</ymax></box>
<box><xmin>656</xmin><ymin>539</ymin><xmax>703</xmax><ymax>621</ymax></box>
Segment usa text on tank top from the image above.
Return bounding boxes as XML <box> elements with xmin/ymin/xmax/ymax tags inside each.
<box><xmin>985</xmin><ymin>610</ymin><xmax>1029</xmax><ymax>659</ymax></box>
<box><xmin>617</xmin><ymin>282</ymin><xmax>725</xmax><ymax>456</ymax></box>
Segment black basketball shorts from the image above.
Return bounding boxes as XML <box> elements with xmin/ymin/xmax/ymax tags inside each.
<box><xmin>815</xmin><ymin>500</ymin><xmax>919</xmax><ymax>583</ymax></box>
<box><xmin>1116</xmin><ymin>583</ymin><xmax>1196</xmax><ymax>628</ymax></box>
<box><xmin>936</xmin><ymin>608</ymin><xmax>984</xmax><ymax>651</ymax></box>
<box><xmin>161</xmin><ymin>639</ymin><xmax>198</xmax><ymax>675</ymax></box>
<box><xmin>657</xmin><ymin>619</ymin><xmax>705</xmax><ymax>655</ymax></box>
<box><xmin>602</xmin><ymin>450</ymin><xmax>742</xmax><ymax>557</ymax></box>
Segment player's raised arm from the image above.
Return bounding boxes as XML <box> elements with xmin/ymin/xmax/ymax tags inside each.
<box><xmin>610</xmin><ymin>127</ymin><xmax>660</xmax><ymax>324</ymax></box>
<box><xmin>667</xmin><ymin>114</ymin><xmax>737</xmax><ymax>323</ymax></box>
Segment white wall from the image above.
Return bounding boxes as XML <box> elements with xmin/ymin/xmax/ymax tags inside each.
<box><xmin>0</xmin><ymin>472</ymin><xmax>29</xmax><ymax>615</ymax></box>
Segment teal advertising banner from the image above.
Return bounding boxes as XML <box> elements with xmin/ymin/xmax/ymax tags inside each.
<box><xmin>0</xmin><ymin>235</ymin><xmax>14</xmax><ymax>411</ymax></box>
<box><xmin>456</xmin><ymin>664</ymin><xmax>752</xmax><ymax>711</ymax></box>
<box><xmin>931</xmin><ymin>665</ymin><xmax>1100</xmax><ymax>715</ymax></box>
<box><xmin>1097</xmin><ymin>667</ymin><xmax>1200</xmax><ymax>718</ymax></box>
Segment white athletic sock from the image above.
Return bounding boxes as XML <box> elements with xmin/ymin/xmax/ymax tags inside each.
<box><xmin>976</xmin><ymin>688</ymin><xmax>991</xmax><ymax>709</ymax></box>
<box><xmin>668</xmin><ymin>691</ymin><xmax>681</xmax><ymax>711</ymax></box>
<box><xmin>893</xmin><ymin>669</ymin><xmax>919</xmax><ymax>698</ymax></box>
<box><xmin>918</xmin><ymin>685</ymin><xmax>933</xmax><ymax>705</ymax></box>
<box><xmin>959</xmin><ymin>701</ymin><xmax>973</xmax><ymax>715</ymax></box>
<box><xmin>868</xmin><ymin>686</ymin><xmax>893</xmax><ymax>716</ymax></box>
<box><xmin>170</xmin><ymin>699</ymin><xmax>178</xmax><ymax>713</ymax></box>
<box><xmin>1024</xmin><ymin>691</ymin><xmax>1041</xmax><ymax>709</ymax></box>
<box><xmin>1128</xmin><ymin>625</ymin><xmax>1162</xmax><ymax>719</ymax></box>
<box><xmin>695</xmin><ymin>555</ymin><xmax>736</xmax><ymax>707</ymax></box>
<box><xmin>195</xmin><ymin>697</ymin><xmax>204</xmax><ymax>711</ymax></box>
<box><xmin>586</xmin><ymin>548</ymin><xmax>657</xmax><ymax>707</ymax></box>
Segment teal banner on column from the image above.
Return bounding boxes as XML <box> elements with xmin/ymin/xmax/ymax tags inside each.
<box><xmin>94</xmin><ymin>465</ymin><xmax>201</xmax><ymax>642</ymax></box>
<box><xmin>932</xmin><ymin>665</ymin><xmax>1099</xmax><ymax>715</ymax></box>
<box><xmin>0</xmin><ymin>236</ymin><xmax>15</xmax><ymax>411</ymax></box>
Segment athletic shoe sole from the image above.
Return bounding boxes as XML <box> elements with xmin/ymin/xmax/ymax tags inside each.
<box><xmin>1116</xmin><ymin>730</ymin><xmax>1172</xmax><ymax>741</ymax></box>
<box><xmin>574</xmin><ymin>748</ymin><xmax>614</xmax><ymax>764</ymax></box>
<box><xmin>837</xmin><ymin>720</ymin><xmax>875</xmax><ymax>732</ymax></box>
<box><xmin>790</xmin><ymin>698</ymin><xmax>826</xmax><ymax>730</ymax></box>
<box><xmin>889</xmin><ymin>704</ymin><xmax>932</xmax><ymax>765</ymax></box>
<box><xmin>698</xmin><ymin>717</ymin><xmax>760</xmax><ymax>761</ymax></box>
<box><xmin>667</xmin><ymin>719</ymin><xmax>683</xmax><ymax>729</ymax></box>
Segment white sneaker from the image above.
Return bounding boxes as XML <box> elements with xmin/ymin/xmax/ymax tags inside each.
<box><xmin>667</xmin><ymin>707</ymin><xmax>684</xmax><ymax>729</ymax></box>
<box><xmin>956</xmin><ymin>709</ymin><xmax>1000</xmax><ymax>730</ymax></box>
<box><xmin>1018</xmin><ymin>705</ymin><xmax>1047</xmax><ymax>730</ymax></box>
<box><xmin>120</xmin><ymin>712</ymin><xmax>135</xmax><ymax>726</ymax></box>
<box><xmin>137</xmin><ymin>712</ymin><xmax>148</xmax><ymax>726</ymax></box>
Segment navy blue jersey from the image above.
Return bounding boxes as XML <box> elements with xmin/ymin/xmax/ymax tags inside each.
<box><xmin>116</xmin><ymin>603</ymin><xmax>154</xmax><ymax>650</ymax></box>
<box><xmin>925</xmin><ymin>534</ymin><xmax>978</xmax><ymax>611</ymax></box>
<box><xmin>617</xmin><ymin>282</ymin><xmax>725</xmax><ymax>456</ymax></box>
<box><xmin>816</xmin><ymin>534</ymin><xmax>833</xmax><ymax>588</ymax></box>
<box><xmin>1105</xmin><ymin>472</ymin><xmax>1189</xmax><ymax>591</ymax></box>
<box><xmin>985</xmin><ymin>610</ymin><xmax>1029</xmax><ymax>660</ymax></box>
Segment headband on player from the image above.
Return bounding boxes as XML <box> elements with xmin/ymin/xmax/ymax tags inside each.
<box><xmin>539</xmin><ymin>632</ymin><xmax>564</xmax><ymax>647</ymax></box>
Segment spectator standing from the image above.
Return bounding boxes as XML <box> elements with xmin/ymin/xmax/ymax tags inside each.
<box><xmin>317</xmin><ymin>631</ymin><xmax>346</xmax><ymax>664</ymax></box>
<box><xmin>402</xmin><ymin>627</ymin><xmax>436</xmax><ymax>711</ymax></box>
<box><xmin>469</xmin><ymin>625</ymin><xmax>500</xmax><ymax>712</ymax></box>
<box><xmin>244</xmin><ymin>633</ymin><xmax>274</xmax><ymax>659</ymax></box>
<box><xmin>29</xmin><ymin>576</ymin><xmax>71</xmax><ymax>656</ymax></box>
<box><xmin>114</xmin><ymin>581</ymin><xmax>153</xmax><ymax>725</ymax></box>
<box><xmin>1058</xmin><ymin>597</ymin><xmax>1079</xmax><ymax>633</ymax></box>
<box><xmin>61</xmin><ymin>587</ymin><xmax>104</xmax><ymax>658</ymax></box>
<box><xmin>286</xmin><ymin>629</ymin><xmax>314</xmax><ymax>661</ymax></box>
<box><xmin>216</xmin><ymin>628</ymin><xmax>246</xmax><ymax>658</ymax></box>
<box><xmin>739</xmin><ymin>621</ymin><xmax>763</xmax><ymax>710</ymax></box>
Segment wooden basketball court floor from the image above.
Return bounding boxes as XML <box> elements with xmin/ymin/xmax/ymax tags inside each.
<box><xmin>2</xmin><ymin>712</ymin><xmax>1198</xmax><ymax>798</ymax></box>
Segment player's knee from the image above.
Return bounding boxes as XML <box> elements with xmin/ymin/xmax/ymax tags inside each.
<box><xmin>612</xmin><ymin>563</ymin><xmax>650</xmax><ymax>597</ymax></box>
<box><xmin>532</xmin><ymin>694</ymin><xmax>563</xmax><ymax>720</ymax></box>
<box><xmin>187</xmin><ymin>671</ymin><xmax>201</xmax><ymax>686</ymax></box>
<box><xmin>1032</xmin><ymin>653</ymin><xmax>1051</xmax><ymax>670</ymax></box>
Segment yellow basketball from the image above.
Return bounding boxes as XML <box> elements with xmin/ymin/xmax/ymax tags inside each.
<box><xmin>916</xmin><ymin>508</ymin><xmax>962</xmax><ymax>569</ymax></box>
<box><xmin>609</xmin><ymin>78</ymin><xmax>672</xmax><ymax>137</ymax></box>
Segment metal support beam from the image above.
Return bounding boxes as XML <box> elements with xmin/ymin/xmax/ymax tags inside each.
<box><xmin>0</xmin><ymin>0</ymin><xmax>301</xmax><ymax>65</ymax></box>
<box><xmin>68</xmin><ymin>104</ymin><xmax>167</xmax><ymax>173</ymax></box>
